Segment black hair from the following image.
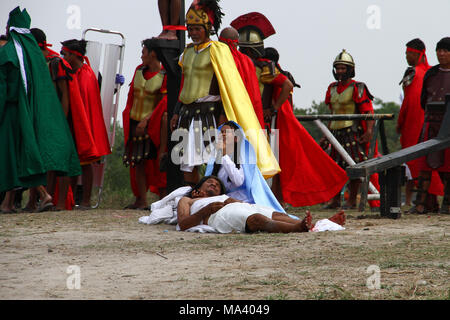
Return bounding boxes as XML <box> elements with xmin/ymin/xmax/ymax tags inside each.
<box><xmin>30</xmin><ymin>28</ymin><xmax>46</xmax><ymax>45</ymax></box>
<box><xmin>406</xmin><ymin>38</ymin><xmax>425</xmax><ymax>51</ymax></box>
<box><xmin>198</xmin><ymin>0</ymin><xmax>224</xmax><ymax>35</ymax></box>
<box><xmin>212</xmin><ymin>121</ymin><xmax>241</xmax><ymax>177</ymax></box>
<box><xmin>264</xmin><ymin>47</ymin><xmax>279</xmax><ymax>63</ymax></box>
<box><xmin>0</xmin><ymin>34</ymin><xmax>7</xmax><ymax>40</ymax></box>
<box><xmin>264</xmin><ymin>47</ymin><xmax>300</xmax><ymax>88</ymax></box>
<box><xmin>186</xmin><ymin>175</ymin><xmax>226</xmax><ymax>198</ymax></box>
<box><xmin>61</xmin><ymin>39</ymin><xmax>87</xmax><ymax>56</ymax></box>
<box><xmin>436</xmin><ymin>37</ymin><xmax>450</xmax><ymax>51</ymax></box>
<box><xmin>141</xmin><ymin>38</ymin><xmax>156</xmax><ymax>53</ymax></box>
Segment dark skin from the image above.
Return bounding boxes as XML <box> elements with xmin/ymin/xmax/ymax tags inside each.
<box><xmin>177</xmin><ymin>178</ymin><xmax>346</xmax><ymax>233</ymax></box>
<box><xmin>156</xmin><ymin>0</ymin><xmax>181</xmax><ymax>40</ymax></box>
<box><xmin>413</xmin><ymin>48</ymin><xmax>450</xmax><ymax>213</ymax></box>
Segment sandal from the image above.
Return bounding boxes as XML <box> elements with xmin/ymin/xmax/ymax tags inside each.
<box><xmin>37</xmin><ymin>202</ymin><xmax>54</xmax><ymax>213</ymax></box>
<box><xmin>405</xmin><ymin>205</ymin><xmax>426</xmax><ymax>215</ymax></box>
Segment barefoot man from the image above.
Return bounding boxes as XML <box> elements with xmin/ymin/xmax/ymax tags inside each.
<box><xmin>177</xmin><ymin>176</ymin><xmax>345</xmax><ymax>234</ymax></box>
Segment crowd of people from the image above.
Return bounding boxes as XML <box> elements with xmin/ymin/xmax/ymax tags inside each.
<box><xmin>1</xmin><ymin>2</ymin><xmax>449</xmax><ymax>234</ymax></box>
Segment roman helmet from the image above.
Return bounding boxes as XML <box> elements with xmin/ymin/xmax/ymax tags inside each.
<box><xmin>186</xmin><ymin>0</ymin><xmax>224</xmax><ymax>35</ymax></box>
<box><xmin>230</xmin><ymin>12</ymin><xmax>275</xmax><ymax>58</ymax></box>
<box><xmin>333</xmin><ymin>49</ymin><xmax>355</xmax><ymax>81</ymax></box>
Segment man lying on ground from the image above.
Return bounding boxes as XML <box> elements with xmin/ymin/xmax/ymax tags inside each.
<box><xmin>176</xmin><ymin>176</ymin><xmax>345</xmax><ymax>234</ymax></box>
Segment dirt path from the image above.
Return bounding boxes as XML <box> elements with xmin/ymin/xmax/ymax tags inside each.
<box><xmin>0</xmin><ymin>209</ymin><xmax>448</xmax><ymax>300</ymax></box>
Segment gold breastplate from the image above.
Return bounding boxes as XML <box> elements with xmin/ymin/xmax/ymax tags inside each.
<box><xmin>179</xmin><ymin>45</ymin><xmax>215</xmax><ymax>104</ymax></box>
<box><xmin>329</xmin><ymin>85</ymin><xmax>356</xmax><ymax>130</ymax></box>
<box><xmin>130</xmin><ymin>69</ymin><xmax>164</xmax><ymax>121</ymax></box>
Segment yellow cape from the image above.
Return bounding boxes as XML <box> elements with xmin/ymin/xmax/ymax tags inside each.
<box><xmin>209</xmin><ymin>41</ymin><xmax>280</xmax><ymax>178</ymax></box>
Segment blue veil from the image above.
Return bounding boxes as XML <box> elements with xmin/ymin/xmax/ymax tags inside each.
<box><xmin>205</xmin><ymin>121</ymin><xmax>287</xmax><ymax>214</ymax></box>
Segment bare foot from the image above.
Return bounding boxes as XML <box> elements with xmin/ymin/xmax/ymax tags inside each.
<box><xmin>156</xmin><ymin>30</ymin><xmax>178</xmax><ymax>40</ymax></box>
<box><xmin>296</xmin><ymin>210</ymin><xmax>312</xmax><ymax>232</ymax></box>
<box><xmin>165</xmin><ymin>30</ymin><xmax>178</xmax><ymax>40</ymax></box>
<box><xmin>328</xmin><ymin>210</ymin><xmax>346</xmax><ymax>226</ymax></box>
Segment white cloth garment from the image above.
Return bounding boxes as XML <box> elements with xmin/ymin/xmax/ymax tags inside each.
<box><xmin>139</xmin><ymin>186</ymin><xmax>191</xmax><ymax>225</ymax></box>
<box><xmin>139</xmin><ymin>186</ymin><xmax>218</xmax><ymax>233</ymax></box>
<box><xmin>207</xmin><ymin>202</ymin><xmax>274</xmax><ymax>234</ymax></box>
<box><xmin>217</xmin><ymin>155</ymin><xmax>248</xmax><ymax>202</ymax></box>
<box><xmin>310</xmin><ymin>219</ymin><xmax>345</xmax><ymax>232</ymax></box>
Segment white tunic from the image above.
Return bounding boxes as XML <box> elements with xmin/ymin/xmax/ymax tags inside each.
<box><xmin>217</xmin><ymin>155</ymin><xmax>248</xmax><ymax>202</ymax></box>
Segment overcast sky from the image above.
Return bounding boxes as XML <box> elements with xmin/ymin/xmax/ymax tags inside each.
<box><xmin>2</xmin><ymin>0</ymin><xmax>450</xmax><ymax>121</ymax></box>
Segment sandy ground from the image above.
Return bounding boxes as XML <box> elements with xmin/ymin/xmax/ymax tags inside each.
<box><xmin>0</xmin><ymin>207</ymin><xmax>449</xmax><ymax>300</ymax></box>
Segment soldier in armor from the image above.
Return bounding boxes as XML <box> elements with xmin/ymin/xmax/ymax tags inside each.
<box><xmin>231</xmin><ymin>12</ymin><xmax>348</xmax><ymax>209</ymax></box>
<box><xmin>321</xmin><ymin>49</ymin><xmax>379</xmax><ymax>210</ymax></box>
<box><xmin>169</xmin><ymin>0</ymin><xmax>226</xmax><ymax>186</ymax></box>
<box><xmin>412</xmin><ymin>37</ymin><xmax>450</xmax><ymax>214</ymax></box>
<box><xmin>170</xmin><ymin>1</ymin><xmax>279</xmax><ymax>189</ymax></box>
<box><xmin>122</xmin><ymin>39</ymin><xmax>168</xmax><ymax>208</ymax></box>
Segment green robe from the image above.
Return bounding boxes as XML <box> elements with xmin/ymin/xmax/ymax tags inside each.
<box><xmin>0</xmin><ymin>7</ymin><xmax>81</xmax><ymax>193</ymax></box>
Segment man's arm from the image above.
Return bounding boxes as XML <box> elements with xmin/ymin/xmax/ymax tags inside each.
<box><xmin>273</xmin><ymin>78</ymin><xmax>294</xmax><ymax>111</ymax></box>
<box><xmin>177</xmin><ymin>197</ymin><xmax>225</xmax><ymax>231</ymax></box>
<box><xmin>56</xmin><ymin>79</ymin><xmax>70</xmax><ymax>117</ymax></box>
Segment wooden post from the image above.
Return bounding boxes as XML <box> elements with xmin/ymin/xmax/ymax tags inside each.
<box><xmin>151</xmin><ymin>0</ymin><xmax>186</xmax><ymax>193</ymax></box>
<box><xmin>379</xmin><ymin>166</ymin><xmax>404</xmax><ymax>219</ymax></box>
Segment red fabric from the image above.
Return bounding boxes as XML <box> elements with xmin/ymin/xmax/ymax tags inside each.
<box><xmin>274</xmin><ymin>93</ymin><xmax>348</xmax><ymax>206</ymax></box>
<box><xmin>62</xmin><ymin>46</ymin><xmax>91</xmax><ymax>66</ymax></box>
<box><xmin>225</xmin><ymin>42</ymin><xmax>265</xmax><ymax>128</ymax></box>
<box><xmin>52</xmin><ymin>180</ymin><xmax>75</xmax><ymax>210</ymax></box>
<box><xmin>398</xmin><ymin>64</ymin><xmax>428</xmax><ymax>177</ymax></box>
<box><xmin>122</xmin><ymin>65</ymin><xmax>167</xmax><ymax>197</ymax></box>
<box><xmin>75</xmin><ymin>64</ymin><xmax>111</xmax><ymax>158</ymax></box>
<box><xmin>163</xmin><ymin>25</ymin><xmax>187</xmax><ymax>31</ymax></box>
<box><xmin>398</xmin><ymin>63</ymin><xmax>443</xmax><ymax>195</ymax></box>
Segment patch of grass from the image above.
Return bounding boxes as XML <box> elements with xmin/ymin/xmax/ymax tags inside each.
<box><xmin>265</xmin><ymin>291</ymin><xmax>289</xmax><ymax>300</ymax></box>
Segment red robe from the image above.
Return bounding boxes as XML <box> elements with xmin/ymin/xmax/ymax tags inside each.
<box><xmin>45</xmin><ymin>50</ymin><xmax>94</xmax><ymax>210</ymax></box>
<box><xmin>227</xmin><ymin>46</ymin><xmax>265</xmax><ymax>128</ymax></box>
<box><xmin>122</xmin><ymin>65</ymin><xmax>167</xmax><ymax>196</ymax></box>
<box><xmin>274</xmin><ymin>87</ymin><xmax>349</xmax><ymax>207</ymax></box>
<box><xmin>398</xmin><ymin>63</ymin><xmax>443</xmax><ymax>196</ymax></box>
<box><xmin>75</xmin><ymin>64</ymin><xmax>112</xmax><ymax>160</ymax></box>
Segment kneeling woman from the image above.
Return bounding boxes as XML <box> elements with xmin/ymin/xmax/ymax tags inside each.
<box><xmin>205</xmin><ymin>121</ymin><xmax>285</xmax><ymax>214</ymax></box>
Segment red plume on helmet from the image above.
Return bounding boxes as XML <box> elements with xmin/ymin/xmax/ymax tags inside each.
<box><xmin>230</xmin><ymin>12</ymin><xmax>276</xmax><ymax>40</ymax></box>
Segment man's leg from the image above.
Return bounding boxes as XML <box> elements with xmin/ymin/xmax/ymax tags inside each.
<box><xmin>36</xmin><ymin>185</ymin><xmax>53</xmax><ymax>212</ymax></box>
<box><xmin>405</xmin><ymin>180</ymin><xmax>415</xmax><ymax>206</ymax></box>
<box><xmin>438</xmin><ymin>172</ymin><xmax>450</xmax><ymax>214</ymax></box>
<box><xmin>246</xmin><ymin>212</ymin><xmax>312</xmax><ymax>233</ymax></box>
<box><xmin>1</xmin><ymin>190</ymin><xmax>16</xmax><ymax>212</ymax></box>
<box><xmin>411</xmin><ymin>171</ymin><xmax>432</xmax><ymax>214</ymax></box>
<box><xmin>344</xmin><ymin>179</ymin><xmax>360</xmax><ymax>208</ymax></box>
<box><xmin>80</xmin><ymin>164</ymin><xmax>93</xmax><ymax>208</ymax></box>
<box><xmin>24</xmin><ymin>188</ymin><xmax>38</xmax><ymax>211</ymax></box>
<box><xmin>135</xmin><ymin>162</ymin><xmax>149</xmax><ymax>209</ymax></box>
<box><xmin>55</xmin><ymin>176</ymin><xmax>70</xmax><ymax>210</ymax></box>
<box><xmin>46</xmin><ymin>171</ymin><xmax>56</xmax><ymax>197</ymax></box>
